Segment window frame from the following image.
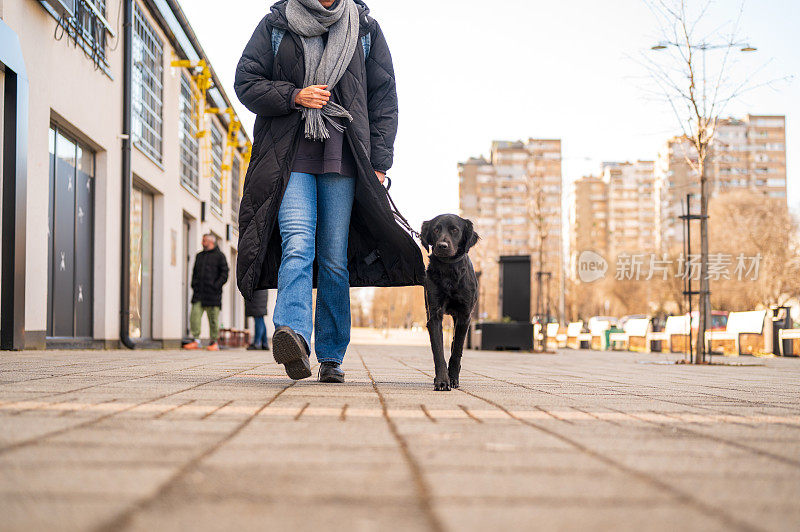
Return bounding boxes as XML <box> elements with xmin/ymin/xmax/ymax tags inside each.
<box><xmin>178</xmin><ymin>72</ymin><xmax>200</xmax><ymax>193</ymax></box>
<box><xmin>209</xmin><ymin>123</ymin><xmax>224</xmax><ymax>217</ymax></box>
<box><xmin>132</xmin><ymin>2</ymin><xmax>164</xmax><ymax>163</ymax></box>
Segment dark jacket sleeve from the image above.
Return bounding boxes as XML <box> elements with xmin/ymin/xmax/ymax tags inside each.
<box><xmin>191</xmin><ymin>253</ymin><xmax>200</xmax><ymax>290</ymax></box>
<box><xmin>215</xmin><ymin>252</ymin><xmax>230</xmax><ymax>291</ymax></box>
<box><xmin>365</xmin><ymin>21</ymin><xmax>398</xmax><ymax>173</ymax></box>
<box><xmin>234</xmin><ymin>16</ymin><xmax>298</xmax><ymax>117</ymax></box>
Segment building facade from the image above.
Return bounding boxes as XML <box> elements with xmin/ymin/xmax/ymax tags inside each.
<box><xmin>1</xmin><ymin>0</ymin><xmax>250</xmax><ymax>348</ymax></box>
<box><xmin>655</xmin><ymin>115</ymin><xmax>787</xmax><ymax>251</ymax></box>
<box><xmin>603</xmin><ymin>160</ymin><xmax>656</xmax><ymax>257</ymax></box>
<box><xmin>568</xmin><ymin>161</ymin><xmax>655</xmax><ymax>279</ymax></box>
<box><xmin>569</xmin><ymin>175</ymin><xmax>608</xmax><ymax>275</ymax></box>
<box><xmin>459</xmin><ymin>139</ymin><xmax>563</xmax><ymax>321</ymax></box>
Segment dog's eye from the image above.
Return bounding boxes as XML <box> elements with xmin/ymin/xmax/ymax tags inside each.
<box><xmin>450</xmin><ymin>227</ymin><xmax>459</xmax><ymax>234</ymax></box>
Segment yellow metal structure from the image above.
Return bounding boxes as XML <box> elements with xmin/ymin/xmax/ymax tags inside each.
<box><xmin>171</xmin><ymin>57</ymin><xmax>250</xmax><ymax>210</ymax></box>
<box><xmin>207</xmin><ymin>107</ymin><xmax>242</xmax><ymax>198</ymax></box>
<box><xmin>170</xmin><ymin>58</ymin><xmax>212</xmax><ymax>139</ymax></box>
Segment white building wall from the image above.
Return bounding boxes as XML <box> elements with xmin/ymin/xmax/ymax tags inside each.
<box><xmin>5</xmin><ymin>0</ymin><xmax>247</xmax><ymax>348</ymax></box>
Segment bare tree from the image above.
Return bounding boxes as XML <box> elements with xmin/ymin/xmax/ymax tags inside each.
<box><xmin>640</xmin><ymin>0</ymin><xmax>790</xmax><ymax>362</ymax></box>
<box><xmin>709</xmin><ymin>191</ymin><xmax>800</xmax><ymax>310</ymax></box>
<box><xmin>370</xmin><ymin>286</ymin><xmax>426</xmax><ymax>330</ymax></box>
<box><xmin>530</xmin><ymin>180</ymin><xmax>551</xmax><ymax>351</ymax></box>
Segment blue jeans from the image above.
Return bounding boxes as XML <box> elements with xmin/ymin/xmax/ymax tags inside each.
<box><xmin>252</xmin><ymin>316</ymin><xmax>267</xmax><ymax>347</ymax></box>
<box><xmin>273</xmin><ymin>172</ymin><xmax>355</xmax><ymax>364</ymax></box>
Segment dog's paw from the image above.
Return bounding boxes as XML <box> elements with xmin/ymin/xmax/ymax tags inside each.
<box><xmin>449</xmin><ymin>377</ymin><xmax>460</xmax><ymax>389</ymax></box>
<box><xmin>433</xmin><ymin>379</ymin><xmax>451</xmax><ymax>391</ymax></box>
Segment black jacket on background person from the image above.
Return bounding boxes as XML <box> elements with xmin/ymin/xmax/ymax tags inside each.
<box><xmin>191</xmin><ymin>246</ymin><xmax>229</xmax><ymax>308</ymax></box>
<box><xmin>233</xmin><ymin>0</ymin><xmax>425</xmax><ymax>301</ymax></box>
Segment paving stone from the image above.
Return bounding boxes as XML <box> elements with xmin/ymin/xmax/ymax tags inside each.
<box><xmin>0</xmin><ymin>345</ymin><xmax>797</xmax><ymax>531</ymax></box>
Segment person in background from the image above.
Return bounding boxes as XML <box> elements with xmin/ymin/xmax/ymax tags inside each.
<box><xmin>184</xmin><ymin>234</ymin><xmax>229</xmax><ymax>351</ymax></box>
<box><xmin>246</xmin><ymin>289</ymin><xmax>270</xmax><ymax>350</ymax></box>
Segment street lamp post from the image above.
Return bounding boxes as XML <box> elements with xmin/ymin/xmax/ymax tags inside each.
<box><xmin>650</xmin><ymin>40</ymin><xmax>756</xmax><ymax>363</ymax></box>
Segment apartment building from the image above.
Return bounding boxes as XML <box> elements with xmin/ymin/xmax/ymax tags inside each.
<box><xmin>569</xmin><ymin>175</ymin><xmax>608</xmax><ymax>274</ymax></box>
<box><xmin>459</xmin><ymin>139</ymin><xmax>563</xmax><ymax>321</ymax></box>
<box><xmin>603</xmin><ymin>160</ymin><xmax>656</xmax><ymax>257</ymax></box>
<box><xmin>713</xmin><ymin>115</ymin><xmax>787</xmax><ymax>197</ymax></box>
<box><xmin>1</xmin><ymin>0</ymin><xmax>250</xmax><ymax>349</ymax></box>
<box><xmin>655</xmin><ymin>115</ymin><xmax>787</xmax><ymax>251</ymax></box>
<box><xmin>567</xmin><ymin>161</ymin><xmax>655</xmax><ymax>280</ymax></box>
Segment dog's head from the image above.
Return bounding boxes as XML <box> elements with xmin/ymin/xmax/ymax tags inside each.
<box><xmin>420</xmin><ymin>214</ymin><xmax>479</xmax><ymax>259</ymax></box>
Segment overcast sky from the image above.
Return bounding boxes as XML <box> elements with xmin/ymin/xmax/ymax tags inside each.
<box><xmin>182</xmin><ymin>0</ymin><xmax>799</xmax><ymax>228</ymax></box>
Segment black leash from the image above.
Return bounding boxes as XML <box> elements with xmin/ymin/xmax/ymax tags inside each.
<box><xmin>382</xmin><ymin>175</ymin><xmax>420</xmax><ymax>240</ymax></box>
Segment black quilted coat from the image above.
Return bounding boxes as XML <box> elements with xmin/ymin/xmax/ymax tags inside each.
<box><xmin>234</xmin><ymin>0</ymin><xmax>425</xmax><ymax>301</ymax></box>
<box><xmin>191</xmin><ymin>246</ymin><xmax>229</xmax><ymax>308</ymax></box>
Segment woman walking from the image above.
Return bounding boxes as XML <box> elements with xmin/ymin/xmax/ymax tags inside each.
<box><xmin>245</xmin><ymin>289</ymin><xmax>269</xmax><ymax>350</ymax></box>
<box><xmin>234</xmin><ymin>0</ymin><xmax>424</xmax><ymax>383</ymax></box>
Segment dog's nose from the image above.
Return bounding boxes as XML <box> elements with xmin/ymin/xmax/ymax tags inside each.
<box><xmin>436</xmin><ymin>242</ymin><xmax>449</xmax><ymax>250</ymax></box>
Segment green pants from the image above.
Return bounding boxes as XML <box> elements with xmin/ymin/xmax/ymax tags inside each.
<box><xmin>190</xmin><ymin>301</ymin><xmax>220</xmax><ymax>341</ymax></box>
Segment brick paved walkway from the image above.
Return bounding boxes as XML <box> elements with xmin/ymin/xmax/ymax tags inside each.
<box><xmin>1</xmin><ymin>346</ymin><xmax>798</xmax><ymax>531</ymax></box>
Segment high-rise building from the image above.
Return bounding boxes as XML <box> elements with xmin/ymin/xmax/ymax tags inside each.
<box><xmin>568</xmin><ymin>161</ymin><xmax>655</xmax><ymax>280</ymax></box>
<box><xmin>603</xmin><ymin>160</ymin><xmax>656</xmax><ymax>257</ymax></box>
<box><xmin>569</xmin><ymin>175</ymin><xmax>608</xmax><ymax>275</ymax></box>
<box><xmin>656</xmin><ymin>114</ymin><xmax>787</xmax><ymax>251</ymax></box>
<box><xmin>713</xmin><ymin>115</ymin><xmax>787</xmax><ymax>197</ymax></box>
<box><xmin>459</xmin><ymin>139</ymin><xmax>562</xmax><ymax>321</ymax></box>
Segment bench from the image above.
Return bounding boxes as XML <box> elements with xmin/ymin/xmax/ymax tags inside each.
<box><xmin>778</xmin><ymin>329</ymin><xmax>800</xmax><ymax>357</ymax></box>
<box><xmin>566</xmin><ymin>322</ymin><xmax>587</xmax><ymax>349</ymax></box>
<box><xmin>664</xmin><ymin>315</ymin><xmax>691</xmax><ymax>353</ymax></box>
<box><xmin>626</xmin><ymin>318</ymin><xmax>652</xmax><ymax>352</ymax></box>
<box><xmin>545</xmin><ymin>322</ymin><xmax>561</xmax><ymax>350</ymax></box>
<box><xmin>609</xmin><ymin>318</ymin><xmax>652</xmax><ymax>352</ymax></box>
<box><xmin>218</xmin><ymin>328</ymin><xmax>251</xmax><ymax>348</ymax></box>
<box><xmin>608</xmin><ymin>329</ymin><xmax>628</xmax><ymax>350</ymax></box>
<box><xmin>588</xmin><ymin>317</ymin><xmax>613</xmax><ymax>351</ymax></box>
<box><xmin>556</xmin><ymin>326</ymin><xmax>568</xmax><ymax>348</ymax></box>
<box><xmin>705</xmin><ymin>310</ymin><xmax>770</xmax><ymax>356</ymax></box>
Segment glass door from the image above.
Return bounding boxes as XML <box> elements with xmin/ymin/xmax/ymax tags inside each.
<box><xmin>47</xmin><ymin>125</ymin><xmax>94</xmax><ymax>338</ymax></box>
<box><xmin>130</xmin><ymin>187</ymin><xmax>153</xmax><ymax>339</ymax></box>
<box><xmin>182</xmin><ymin>217</ymin><xmax>191</xmax><ymax>337</ymax></box>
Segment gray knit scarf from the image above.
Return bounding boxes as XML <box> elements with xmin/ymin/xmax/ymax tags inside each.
<box><xmin>286</xmin><ymin>0</ymin><xmax>360</xmax><ymax>141</ymax></box>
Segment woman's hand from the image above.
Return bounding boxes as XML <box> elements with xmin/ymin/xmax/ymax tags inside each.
<box><xmin>295</xmin><ymin>85</ymin><xmax>330</xmax><ymax>109</ymax></box>
<box><xmin>375</xmin><ymin>171</ymin><xmax>385</xmax><ymax>184</ymax></box>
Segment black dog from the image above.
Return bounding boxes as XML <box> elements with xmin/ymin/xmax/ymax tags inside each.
<box><xmin>420</xmin><ymin>214</ymin><xmax>479</xmax><ymax>391</ymax></box>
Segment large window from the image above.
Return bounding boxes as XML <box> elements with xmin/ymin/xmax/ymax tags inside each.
<box><xmin>230</xmin><ymin>155</ymin><xmax>241</xmax><ymax>226</ymax></box>
<box><xmin>179</xmin><ymin>73</ymin><xmax>200</xmax><ymax>192</ymax></box>
<box><xmin>210</xmin><ymin>125</ymin><xmax>223</xmax><ymax>216</ymax></box>
<box><xmin>132</xmin><ymin>3</ymin><xmax>164</xmax><ymax>162</ymax></box>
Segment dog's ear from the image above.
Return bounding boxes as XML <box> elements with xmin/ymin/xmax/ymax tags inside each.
<box><xmin>462</xmin><ymin>219</ymin><xmax>480</xmax><ymax>251</ymax></box>
<box><xmin>420</xmin><ymin>220</ymin><xmax>432</xmax><ymax>252</ymax></box>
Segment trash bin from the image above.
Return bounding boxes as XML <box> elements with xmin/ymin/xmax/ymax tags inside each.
<box><xmin>772</xmin><ymin>306</ymin><xmax>792</xmax><ymax>356</ymax></box>
<box><xmin>605</xmin><ymin>327</ymin><xmax>623</xmax><ymax>350</ymax></box>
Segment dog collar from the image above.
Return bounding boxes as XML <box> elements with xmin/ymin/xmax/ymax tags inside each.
<box><xmin>430</xmin><ymin>253</ymin><xmax>469</xmax><ymax>265</ymax></box>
